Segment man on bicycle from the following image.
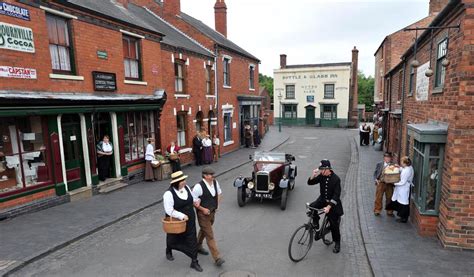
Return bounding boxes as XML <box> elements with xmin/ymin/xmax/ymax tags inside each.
<box><xmin>307</xmin><ymin>159</ymin><xmax>343</xmax><ymax>253</ymax></box>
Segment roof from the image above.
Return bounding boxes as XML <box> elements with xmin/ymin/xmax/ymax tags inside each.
<box><xmin>179</xmin><ymin>12</ymin><xmax>260</xmax><ymax>62</ymax></box>
<box><xmin>283</xmin><ymin>62</ymin><xmax>352</xmax><ymax>69</ymax></box>
<box><xmin>63</xmin><ymin>0</ymin><xmax>164</xmax><ymax>37</ymax></box>
<box><xmin>128</xmin><ymin>5</ymin><xmax>214</xmax><ymax>57</ymax></box>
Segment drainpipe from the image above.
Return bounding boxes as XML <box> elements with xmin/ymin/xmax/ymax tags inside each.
<box><xmin>214</xmin><ymin>44</ymin><xmax>219</xmax><ymax>139</ymax></box>
<box><xmin>399</xmin><ymin>58</ymin><xmax>407</xmax><ymax>160</ymax></box>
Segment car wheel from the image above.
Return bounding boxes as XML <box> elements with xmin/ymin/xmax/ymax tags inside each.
<box><xmin>237</xmin><ymin>186</ymin><xmax>246</xmax><ymax>207</ymax></box>
<box><xmin>280</xmin><ymin>188</ymin><xmax>288</xmax><ymax>210</ymax></box>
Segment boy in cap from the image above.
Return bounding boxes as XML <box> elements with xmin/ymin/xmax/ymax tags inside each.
<box><xmin>308</xmin><ymin>159</ymin><xmax>344</xmax><ymax>253</ymax></box>
<box><xmin>192</xmin><ymin>167</ymin><xmax>225</xmax><ymax>266</ymax></box>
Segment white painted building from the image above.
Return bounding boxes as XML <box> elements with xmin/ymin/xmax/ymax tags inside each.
<box><xmin>273</xmin><ymin>55</ymin><xmax>352</xmax><ymax>127</ymax></box>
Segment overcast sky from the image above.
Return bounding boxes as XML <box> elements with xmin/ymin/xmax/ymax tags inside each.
<box><xmin>180</xmin><ymin>0</ymin><xmax>430</xmax><ymax>77</ymax></box>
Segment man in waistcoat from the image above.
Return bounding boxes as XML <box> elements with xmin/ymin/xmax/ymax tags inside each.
<box><xmin>192</xmin><ymin>167</ymin><xmax>225</xmax><ymax>267</ymax></box>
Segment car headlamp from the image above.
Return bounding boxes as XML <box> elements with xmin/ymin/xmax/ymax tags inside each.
<box><xmin>247</xmin><ymin>181</ymin><xmax>255</xmax><ymax>189</ymax></box>
<box><xmin>282</xmin><ymin>174</ymin><xmax>287</xmax><ymax>180</ymax></box>
<box><xmin>269</xmin><ymin>182</ymin><xmax>275</xmax><ymax>190</ymax></box>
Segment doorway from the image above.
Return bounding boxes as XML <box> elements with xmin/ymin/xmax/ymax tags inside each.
<box><xmin>305</xmin><ymin>106</ymin><xmax>316</xmax><ymax>125</ymax></box>
<box><xmin>93</xmin><ymin>113</ymin><xmax>115</xmax><ymax>179</ymax></box>
<box><xmin>62</xmin><ymin>114</ymin><xmax>86</xmax><ymax>191</ymax></box>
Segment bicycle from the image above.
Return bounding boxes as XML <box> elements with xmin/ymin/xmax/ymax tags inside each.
<box><xmin>288</xmin><ymin>203</ymin><xmax>333</xmax><ymax>262</ymax></box>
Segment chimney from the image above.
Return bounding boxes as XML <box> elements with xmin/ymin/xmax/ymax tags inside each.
<box><xmin>350</xmin><ymin>46</ymin><xmax>359</xmax><ymax>126</ymax></box>
<box><xmin>163</xmin><ymin>0</ymin><xmax>181</xmax><ymax>16</ymax></box>
<box><xmin>280</xmin><ymin>54</ymin><xmax>287</xmax><ymax>69</ymax></box>
<box><xmin>116</xmin><ymin>0</ymin><xmax>129</xmax><ymax>8</ymax></box>
<box><xmin>429</xmin><ymin>0</ymin><xmax>449</xmax><ymax>16</ymax></box>
<box><xmin>214</xmin><ymin>0</ymin><xmax>227</xmax><ymax>37</ymax></box>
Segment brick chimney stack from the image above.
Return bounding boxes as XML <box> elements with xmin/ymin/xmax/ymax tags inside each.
<box><xmin>163</xmin><ymin>0</ymin><xmax>181</xmax><ymax>16</ymax></box>
<box><xmin>280</xmin><ymin>54</ymin><xmax>287</xmax><ymax>69</ymax></box>
<box><xmin>349</xmin><ymin>46</ymin><xmax>359</xmax><ymax>127</ymax></box>
<box><xmin>214</xmin><ymin>0</ymin><xmax>227</xmax><ymax>37</ymax></box>
<box><xmin>429</xmin><ymin>0</ymin><xmax>449</xmax><ymax>15</ymax></box>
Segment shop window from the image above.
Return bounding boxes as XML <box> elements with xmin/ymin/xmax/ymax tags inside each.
<box><xmin>175</xmin><ymin>61</ymin><xmax>185</xmax><ymax>93</ymax></box>
<box><xmin>249</xmin><ymin>65</ymin><xmax>255</xmax><ymax>90</ymax></box>
<box><xmin>283</xmin><ymin>104</ymin><xmax>297</xmax><ymax>119</ymax></box>
<box><xmin>324</xmin><ymin>84</ymin><xmax>335</xmax><ymax>99</ymax></box>
<box><xmin>206</xmin><ymin>66</ymin><xmax>213</xmax><ymax>95</ymax></box>
<box><xmin>223</xmin><ymin>58</ymin><xmax>231</xmax><ymax>87</ymax></box>
<box><xmin>123</xmin><ymin>35</ymin><xmax>141</xmax><ymax>80</ymax></box>
<box><xmin>0</xmin><ymin>117</ymin><xmax>52</xmax><ymax>195</ymax></box>
<box><xmin>435</xmin><ymin>38</ymin><xmax>448</xmax><ymax>89</ymax></box>
<box><xmin>412</xmin><ymin>140</ymin><xmax>444</xmax><ymax>214</ymax></box>
<box><xmin>46</xmin><ymin>14</ymin><xmax>75</xmax><ymax>74</ymax></box>
<box><xmin>177</xmin><ymin>113</ymin><xmax>187</xmax><ymax>147</ymax></box>
<box><xmin>223</xmin><ymin>114</ymin><xmax>232</xmax><ymax>142</ymax></box>
<box><xmin>123</xmin><ymin>112</ymin><xmax>153</xmax><ymax>163</ymax></box>
<box><xmin>285</xmin><ymin>85</ymin><xmax>295</xmax><ymax>99</ymax></box>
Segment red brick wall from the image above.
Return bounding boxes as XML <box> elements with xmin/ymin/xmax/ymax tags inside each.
<box><xmin>411</xmin><ymin>202</ymin><xmax>439</xmax><ymax>236</ymax></box>
<box><xmin>0</xmin><ymin>189</ymin><xmax>56</xmax><ymax>210</ymax></box>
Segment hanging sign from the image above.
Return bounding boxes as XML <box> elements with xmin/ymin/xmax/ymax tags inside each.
<box><xmin>92</xmin><ymin>71</ymin><xmax>117</xmax><ymax>91</ymax></box>
<box><xmin>416</xmin><ymin>62</ymin><xmax>429</xmax><ymax>101</ymax></box>
<box><xmin>0</xmin><ymin>2</ymin><xmax>30</xmax><ymax>21</ymax></box>
<box><xmin>0</xmin><ymin>22</ymin><xmax>35</xmax><ymax>53</ymax></box>
<box><xmin>0</xmin><ymin>65</ymin><xmax>37</xmax><ymax>79</ymax></box>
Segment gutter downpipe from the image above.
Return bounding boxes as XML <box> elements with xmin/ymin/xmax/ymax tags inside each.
<box><xmin>214</xmin><ymin>44</ymin><xmax>219</xmax><ymax>139</ymax></box>
<box><xmin>399</xmin><ymin>58</ymin><xmax>407</xmax><ymax>160</ymax></box>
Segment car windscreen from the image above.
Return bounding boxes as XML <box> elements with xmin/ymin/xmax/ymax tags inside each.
<box><xmin>253</xmin><ymin>152</ymin><xmax>286</xmax><ymax>162</ymax></box>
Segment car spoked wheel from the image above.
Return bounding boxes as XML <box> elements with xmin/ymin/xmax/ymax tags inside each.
<box><xmin>288</xmin><ymin>224</ymin><xmax>313</xmax><ymax>262</ymax></box>
<box><xmin>237</xmin><ymin>186</ymin><xmax>247</xmax><ymax>207</ymax></box>
<box><xmin>280</xmin><ymin>188</ymin><xmax>288</xmax><ymax>210</ymax></box>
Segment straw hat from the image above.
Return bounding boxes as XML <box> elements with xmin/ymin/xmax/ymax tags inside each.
<box><xmin>170</xmin><ymin>171</ymin><xmax>188</xmax><ymax>185</ymax></box>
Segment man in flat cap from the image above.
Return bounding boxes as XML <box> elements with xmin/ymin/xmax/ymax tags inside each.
<box><xmin>373</xmin><ymin>152</ymin><xmax>395</xmax><ymax>216</ymax></box>
<box><xmin>308</xmin><ymin>159</ymin><xmax>344</xmax><ymax>254</ymax></box>
<box><xmin>192</xmin><ymin>167</ymin><xmax>225</xmax><ymax>267</ymax></box>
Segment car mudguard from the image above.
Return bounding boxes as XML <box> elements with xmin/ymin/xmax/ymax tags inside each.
<box><xmin>233</xmin><ymin>177</ymin><xmax>246</xmax><ymax>188</ymax></box>
<box><xmin>279</xmin><ymin>178</ymin><xmax>290</xmax><ymax>189</ymax></box>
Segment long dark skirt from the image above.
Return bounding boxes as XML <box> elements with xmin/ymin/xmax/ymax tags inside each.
<box><xmin>203</xmin><ymin>147</ymin><xmax>213</xmax><ymax>164</ymax></box>
<box><xmin>98</xmin><ymin>155</ymin><xmax>111</xmax><ymax>181</ymax></box>
<box><xmin>144</xmin><ymin>160</ymin><xmax>158</xmax><ymax>181</ymax></box>
<box><xmin>386</xmin><ymin>200</ymin><xmax>410</xmax><ymax>219</ymax></box>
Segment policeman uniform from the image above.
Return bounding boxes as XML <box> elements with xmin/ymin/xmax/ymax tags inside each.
<box><xmin>307</xmin><ymin>160</ymin><xmax>343</xmax><ymax>253</ymax></box>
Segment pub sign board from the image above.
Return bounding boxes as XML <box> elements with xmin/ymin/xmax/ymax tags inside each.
<box><xmin>0</xmin><ymin>2</ymin><xmax>30</xmax><ymax>21</ymax></box>
<box><xmin>92</xmin><ymin>71</ymin><xmax>117</xmax><ymax>91</ymax></box>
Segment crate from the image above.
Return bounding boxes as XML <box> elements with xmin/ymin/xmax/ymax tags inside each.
<box><xmin>161</xmin><ymin>162</ymin><xmax>172</xmax><ymax>180</ymax></box>
<box><xmin>383</xmin><ymin>173</ymin><xmax>400</xmax><ymax>183</ymax></box>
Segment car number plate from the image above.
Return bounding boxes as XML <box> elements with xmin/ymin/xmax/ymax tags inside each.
<box><xmin>255</xmin><ymin>193</ymin><xmax>272</xmax><ymax>199</ymax></box>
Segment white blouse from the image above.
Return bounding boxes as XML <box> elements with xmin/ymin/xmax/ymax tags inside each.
<box><xmin>102</xmin><ymin>142</ymin><xmax>113</xmax><ymax>153</ymax></box>
<box><xmin>202</xmin><ymin>138</ymin><xmax>212</xmax><ymax>147</ymax></box>
<box><xmin>145</xmin><ymin>144</ymin><xmax>154</xmax><ymax>161</ymax></box>
<box><xmin>193</xmin><ymin>179</ymin><xmax>222</xmax><ymax>197</ymax></box>
<box><xmin>163</xmin><ymin>186</ymin><xmax>199</xmax><ymax>220</ymax></box>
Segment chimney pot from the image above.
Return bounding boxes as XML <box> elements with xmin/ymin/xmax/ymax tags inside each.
<box><xmin>280</xmin><ymin>54</ymin><xmax>287</xmax><ymax>69</ymax></box>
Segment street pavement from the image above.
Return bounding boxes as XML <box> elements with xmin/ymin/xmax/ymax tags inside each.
<box><xmin>3</xmin><ymin>127</ymin><xmax>474</xmax><ymax>277</ymax></box>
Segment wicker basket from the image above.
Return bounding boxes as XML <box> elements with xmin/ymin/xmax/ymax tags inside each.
<box><xmin>162</xmin><ymin>216</ymin><xmax>186</xmax><ymax>234</ymax></box>
<box><xmin>151</xmin><ymin>160</ymin><xmax>161</xmax><ymax>168</ymax></box>
<box><xmin>383</xmin><ymin>173</ymin><xmax>400</xmax><ymax>183</ymax></box>
<box><xmin>169</xmin><ymin>153</ymin><xmax>179</xmax><ymax>161</ymax></box>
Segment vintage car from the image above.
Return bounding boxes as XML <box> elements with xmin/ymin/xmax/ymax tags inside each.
<box><xmin>233</xmin><ymin>151</ymin><xmax>297</xmax><ymax>210</ymax></box>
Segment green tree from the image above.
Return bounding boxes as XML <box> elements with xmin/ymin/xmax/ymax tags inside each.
<box><xmin>358</xmin><ymin>71</ymin><xmax>375</xmax><ymax>112</ymax></box>
<box><xmin>259</xmin><ymin>73</ymin><xmax>274</xmax><ymax>98</ymax></box>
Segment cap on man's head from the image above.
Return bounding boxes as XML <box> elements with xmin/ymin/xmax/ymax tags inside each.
<box><xmin>202</xmin><ymin>166</ymin><xmax>215</xmax><ymax>175</ymax></box>
<box><xmin>318</xmin><ymin>159</ymin><xmax>332</xmax><ymax>170</ymax></box>
<box><xmin>384</xmin><ymin>152</ymin><xmax>393</xmax><ymax>158</ymax></box>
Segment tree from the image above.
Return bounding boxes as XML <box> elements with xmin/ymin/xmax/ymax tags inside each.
<box><xmin>259</xmin><ymin>73</ymin><xmax>274</xmax><ymax>98</ymax></box>
<box><xmin>358</xmin><ymin>71</ymin><xmax>375</xmax><ymax>112</ymax></box>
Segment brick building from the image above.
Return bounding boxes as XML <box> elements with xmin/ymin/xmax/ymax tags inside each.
<box><xmin>382</xmin><ymin>0</ymin><xmax>474</xmax><ymax>250</ymax></box>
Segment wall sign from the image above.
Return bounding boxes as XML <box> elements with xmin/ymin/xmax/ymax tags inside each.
<box><xmin>306</xmin><ymin>95</ymin><xmax>314</xmax><ymax>103</ymax></box>
<box><xmin>96</xmin><ymin>50</ymin><xmax>108</xmax><ymax>59</ymax></box>
<box><xmin>0</xmin><ymin>2</ymin><xmax>30</xmax><ymax>21</ymax></box>
<box><xmin>0</xmin><ymin>22</ymin><xmax>35</xmax><ymax>53</ymax></box>
<box><xmin>416</xmin><ymin>62</ymin><xmax>429</xmax><ymax>101</ymax></box>
<box><xmin>0</xmin><ymin>65</ymin><xmax>36</xmax><ymax>79</ymax></box>
<box><xmin>92</xmin><ymin>71</ymin><xmax>117</xmax><ymax>91</ymax></box>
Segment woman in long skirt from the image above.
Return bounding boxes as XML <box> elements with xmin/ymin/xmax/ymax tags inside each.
<box><xmin>386</xmin><ymin>156</ymin><xmax>414</xmax><ymax>223</ymax></box>
<box><xmin>97</xmin><ymin>135</ymin><xmax>113</xmax><ymax>181</ymax></box>
<box><xmin>163</xmin><ymin>171</ymin><xmax>203</xmax><ymax>272</ymax></box>
<box><xmin>202</xmin><ymin>134</ymin><xmax>213</xmax><ymax>164</ymax></box>
<box><xmin>144</xmin><ymin>138</ymin><xmax>159</xmax><ymax>181</ymax></box>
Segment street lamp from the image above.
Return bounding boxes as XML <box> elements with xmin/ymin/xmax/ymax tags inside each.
<box><xmin>278</xmin><ymin>91</ymin><xmax>283</xmax><ymax>132</ymax></box>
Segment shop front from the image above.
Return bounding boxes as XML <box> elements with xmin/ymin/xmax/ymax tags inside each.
<box><xmin>237</xmin><ymin>95</ymin><xmax>262</xmax><ymax>146</ymax></box>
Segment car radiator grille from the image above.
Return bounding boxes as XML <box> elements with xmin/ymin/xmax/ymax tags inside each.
<box><xmin>256</xmin><ymin>173</ymin><xmax>269</xmax><ymax>192</ymax></box>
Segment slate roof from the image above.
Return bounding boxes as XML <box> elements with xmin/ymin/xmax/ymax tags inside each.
<box><xmin>179</xmin><ymin>12</ymin><xmax>260</xmax><ymax>62</ymax></box>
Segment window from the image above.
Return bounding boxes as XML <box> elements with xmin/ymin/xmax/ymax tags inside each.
<box><xmin>322</xmin><ymin>105</ymin><xmax>337</xmax><ymax>119</ymax></box>
<box><xmin>412</xmin><ymin>140</ymin><xmax>444</xmax><ymax>214</ymax></box>
<box><xmin>408</xmin><ymin>66</ymin><xmax>415</xmax><ymax>96</ymax></box>
<box><xmin>123</xmin><ymin>112</ymin><xmax>153</xmax><ymax>163</ymax></box>
<box><xmin>285</xmin><ymin>85</ymin><xmax>295</xmax><ymax>99</ymax></box>
<box><xmin>223</xmin><ymin>58</ymin><xmax>231</xmax><ymax>87</ymax></box>
<box><xmin>0</xmin><ymin>116</ymin><xmax>52</xmax><ymax>195</ymax></box>
<box><xmin>46</xmin><ymin>14</ymin><xmax>74</xmax><ymax>74</ymax></box>
<box><xmin>249</xmin><ymin>65</ymin><xmax>255</xmax><ymax>89</ymax></box>
<box><xmin>435</xmin><ymin>38</ymin><xmax>448</xmax><ymax>88</ymax></box>
<box><xmin>123</xmin><ymin>35</ymin><xmax>141</xmax><ymax>80</ymax></box>
<box><xmin>175</xmin><ymin>61</ymin><xmax>185</xmax><ymax>93</ymax></box>
<box><xmin>283</xmin><ymin>104</ymin><xmax>297</xmax><ymax>118</ymax></box>
<box><xmin>324</xmin><ymin>84</ymin><xmax>335</xmax><ymax>99</ymax></box>
<box><xmin>177</xmin><ymin>113</ymin><xmax>187</xmax><ymax>147</ymax></box>
<box><xmin>223</xmin><ymin>114</ymin><xmax>232</xmax><ymax>142</ymax></box>
<box><xmin>206</xmin><ymin>66</ymin><xmax>213</xmax><ymax>95</ymax></box>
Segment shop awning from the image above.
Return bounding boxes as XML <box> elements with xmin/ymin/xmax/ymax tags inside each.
<box><xmin>0</xmin><ymin>90</ymin><xmax>167</xmax><ymax>116</ymax></box>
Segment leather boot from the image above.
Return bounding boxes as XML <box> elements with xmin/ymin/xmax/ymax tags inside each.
<box><xmin>190</xmin><ymin>260</ymin><xmax>203</xmax><ymax>272</ymax></box>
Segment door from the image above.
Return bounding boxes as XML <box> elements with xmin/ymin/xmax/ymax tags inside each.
<box><xmin>93</xmin><ymin>113</ymin><xmax>115</xmax><ymax>178</ymax></box>
<box><xmin>62</xmin><ymin>114</ymin><xmax>86</xmax><ymax>191</ymax></box>
<box><xmin>305</xmin><ymin>106</ymin><xmax>316</xmax><ymax>125</ymax></box>
<box><xmin>320</xmin><ymin>105</ymin><xmax>338</xmax><ymax>127</ymax></box>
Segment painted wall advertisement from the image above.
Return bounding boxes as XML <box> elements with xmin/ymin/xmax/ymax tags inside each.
<box><xmin>0</xmin><ymin>66</ymin><xmax>37</xmax><ymax>79</ymax></box>
<box><xmin>416</xmin><ymin>62</ymin><xmax>429</xmax><ymax>101</ymax></box>
<box><xmin>0</xmin><ymin>22</ymin><xmax>35</xmax><ymax>53</ymax></box>
<box><xmin>0</xmin><ymin>2</ymin><xmax>30</xmax><ymax>21</ymax></box>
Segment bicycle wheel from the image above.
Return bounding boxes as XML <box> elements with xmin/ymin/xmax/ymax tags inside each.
<box><xmin>320</xmin><ymin>216</ymin><xmax>333</xmax><ymax>246</ymax></box>
<box><xmin>288</xmin><ymin>224</ymin><xmax>313</xmax><ymax>262</ymax></box>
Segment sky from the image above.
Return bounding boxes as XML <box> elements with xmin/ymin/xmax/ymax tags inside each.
<box><xmin>180</xmin><ymin>0</ymin><xmax>430</xmax><ymax>77</ymax></box>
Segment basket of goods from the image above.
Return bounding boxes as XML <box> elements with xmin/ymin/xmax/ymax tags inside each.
<box><xmin>151</xmin><ymin>160</ymin><xmax>161</xmax><ymax>168</ymax></box>
<box><xmin>382</xmin><ymin>165</ymin><xmax>401</xmax><ymax>183</ymax></box>
<box><xmin>162</xmin><ymin>216</ymin><xmax>187</xmax><ymax>234</ymax></box>
<box><xmin>169</xmin><ymin>153</ymin><xmax>179</xmax><ymax>161</ymax></box>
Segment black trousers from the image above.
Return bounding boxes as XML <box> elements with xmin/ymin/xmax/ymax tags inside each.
<box><xmin>98</xmin><ymin>155</ymin><xmax>111</xmax><ymax>181</ymax></box>
<box><xmin>193</xmin><ymin>150</ymin><xmax>202</xmax><ymax>165</ymax></box>
<box><xmin>386</xmin><ymin>200</ymin><xmax>410</xmax><ymax>219</ymax></box>
<box><xmin>170</xmin><ymin>159</ymin><xmax>181</xmax><ymax>173</ymax></box>
<box><xmin>310</xmin><ymin>200</ymin><xmax>341</xmax><ymax>243</ymax></box>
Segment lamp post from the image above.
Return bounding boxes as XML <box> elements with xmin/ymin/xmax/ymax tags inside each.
<box><xmin>278</xmin><ymin>92</ymin><xmax>283</xmax><ymax>132</ymax></box>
